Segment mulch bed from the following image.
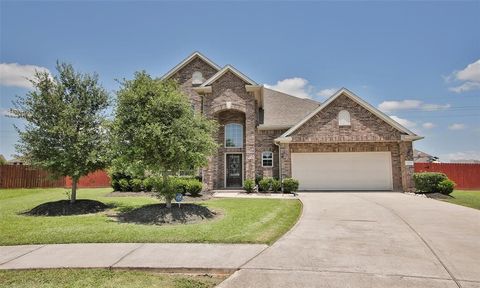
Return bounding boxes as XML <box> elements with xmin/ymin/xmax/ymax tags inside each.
<box><xmin>106</xmin><ymin>191</ymin><xmax>214</xmax><ymax>202</ymax></box>
<box><xmin>424</xmin><ymin>192</ymin><xmax>453</xmax><ymax>200</ymax></box>
<box><xmin>23</xmin><ymin>200</ymin><xmax>109</xmax><ymax>216</ymax></box>
<box><xmin>116</xmin><ymin>203</ymin><xmax>218</xmax><ymax>225</ymax></box>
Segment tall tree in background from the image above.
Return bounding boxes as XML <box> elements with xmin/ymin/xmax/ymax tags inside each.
<box><xmin>11</xmin><ymin>63</ymin><xmax>110</xmax><ymax>203</ymax></box>
<box><xmin>111</xmin><ymin>71</ymin><xmax>217</xmax><ymax>208</ymax></box>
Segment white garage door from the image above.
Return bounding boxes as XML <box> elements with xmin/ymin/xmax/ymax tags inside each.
<box><xmin>291</xmin><ymin>152</ymin><xmax>393</xmax><ymax>191</ymax></box>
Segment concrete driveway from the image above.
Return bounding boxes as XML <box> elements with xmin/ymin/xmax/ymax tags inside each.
<box><xmin>219</xmin><ymin>192</ymin><xmax>480</xmax><ymax>288</ymax></box>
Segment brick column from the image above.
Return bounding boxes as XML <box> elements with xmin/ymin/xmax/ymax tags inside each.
<box><xmin>244</xmin><ymin>99</ymin><xmax>256</xmax><ymax>180</ymax></box>
<box><xmin>400</xmin><ymin>141</ymin><xmax>415</xmax><ymax>192</ymax></box>
<box><xmin>280</xmin><ymin>143</ymin><xmax>291</xmax><ymax>179</ymax></box>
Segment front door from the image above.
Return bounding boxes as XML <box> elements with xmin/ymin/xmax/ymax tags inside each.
<box><xmin>226</xmin><ymin>154</ymin><xmax>243</xmax><ymax>188</ymax></box>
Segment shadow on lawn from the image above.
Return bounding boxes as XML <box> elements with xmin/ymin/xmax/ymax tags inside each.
<box><xmin>21</xmin><ymin>199</ymin><xmax>112</xmax><ymax>216</ymax></box>
<box><xmin>116</xmin><ymin>203</ymin><xmax>218</xmax><ymax>225</ymax></box>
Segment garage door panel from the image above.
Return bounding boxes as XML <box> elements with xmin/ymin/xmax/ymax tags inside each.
<box><xmin>291</xmin><ymin>152</ymin><xmax>393</xmax><ymax>191</ymax></box>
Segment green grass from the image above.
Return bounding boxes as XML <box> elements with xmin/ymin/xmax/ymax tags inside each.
<box><xmin>0</xmin><ymin>188</ymin><xmax>301</xmax><ymax>245</ymax></box>
<box><xmin>0</xmin><ymin>269</ymin><xmax>225</xmax><ymax>288</ymax></box>
<box><xmin>442</xmin><ymin>190</ymin><xmax>480</xmax><ymax>210</ymax></box>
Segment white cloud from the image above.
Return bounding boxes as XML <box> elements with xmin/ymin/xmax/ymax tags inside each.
<box><xmin>448</xmin><ymin>123</ymin><xmax>465</xmax><ymax>130</ymax></box>
<box><xmin>447</xmin><ymin>59</ymin><xmax>480</xmax><ymax>93</ymax></box>
<box><xmin>449</xmin><ymin>81</ymin><xmax>480</xmax><ymax>93</ymax></box>
<box><xmin>316</xmin><ymin>88</ymin><xmax>339</xmax><ymax>98</ymax></box>
<box><xmin>442</xmin><ymin>151</ymin><xmax>480</xmax><ymax>162</ymax></box>
<box><xmin>0</xmin><ymin>108</ymin><xmax>14</xmax><ymax>117</ymax></box>
<box><xmin>389</xmin><ymin>115</ymin><xmax>416</xmax><ymax>128</ymax></box>
<box><xmin>422</xmin><ymin>122</ymin><xmax>435</xmax><ymax>129</ymax></box>
<box><xmin>0</xmin><ymin>63</ymin><xmax>50</xmax><ymax>89</ymax></box>
<box><xmin>378</xmin><ymin>100</ymin><xmax>450</xmax><ymax>113</ymax></box>
<box><xmin>264</xmin><ymin>77</ymin><xmax>312</xmax><ymax>98</ymax></box>
<box><xmin>379</xmin><ymin>100</ymin><xmax>422</xmax><ymax>113</ymax></box>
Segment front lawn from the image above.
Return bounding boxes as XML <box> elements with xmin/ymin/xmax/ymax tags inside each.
<box><xmin>442</xmin><ymin>190</ymin><xmax>480</xmax><ymax>210</ymax></box>
<box><xmin>0</xmin><ymin>188</ymin><xmax>301</xmax><ymax>245</ymax></box>
<box><xmin>0</xmin><ymin>269</ymin><xmax>225</xmax><ymax>288</ymax></box>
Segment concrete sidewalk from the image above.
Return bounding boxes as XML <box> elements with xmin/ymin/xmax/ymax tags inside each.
<box><xmin>0</xmin><ymin>243</ymin><xmax>267</xmax><ymax>273</ymax></box>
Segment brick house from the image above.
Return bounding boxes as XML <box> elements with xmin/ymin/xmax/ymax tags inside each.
<box><xmin>162</xmin><ymin>52</ymin><xmax>422</xmax><ymax>192</ymax></box>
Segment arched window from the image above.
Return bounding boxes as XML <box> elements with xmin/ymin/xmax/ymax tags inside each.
<box><xmin>225</xmin><ymin>123</ymin><xmax>243</xmax><ymax>148</ymax></box>
<box><xmin>192</xmin><ymin>71</ymin><xmax>204</xmax><ymax>85</ymax></box>
<box><xmin>338</xmin><ymin>110</ymin><xmax>351</xmax><ymax>126</ymax></box>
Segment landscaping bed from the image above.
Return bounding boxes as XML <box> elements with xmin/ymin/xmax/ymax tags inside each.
<box><xmin>117</xmin><ymin>203</ymin><xmax>218</xmax><ymax>225</ymax></box>
<box><xmin>106</xmin><ymin>191</ymin><xmax>214</xmax><ymax>202</ymax></box>
<box><xmin>23</xmin><ymin>199</ymin><xmax>109</xmax><ymax>216</ymax></box>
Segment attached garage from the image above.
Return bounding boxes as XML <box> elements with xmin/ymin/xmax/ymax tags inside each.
<box><xmin>291</xmin><ymin>152</ymin><xmax>393</xmax><ymax>191</ymax></box>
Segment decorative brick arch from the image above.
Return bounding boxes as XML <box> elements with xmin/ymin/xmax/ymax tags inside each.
<box><xmin>211</xmin><ymin>103</ymin><xmax>246</xmax><ymax>115</ymax></box>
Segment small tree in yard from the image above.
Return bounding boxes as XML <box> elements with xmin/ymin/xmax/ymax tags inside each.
<box><xmin>111</xmin><ymin>71</ymin><xmax>217</xmax><ymax>208</ymax></box>
<box><xmin>11</xmin><ymin>63</ymin><xmax>110</xmax><ymax>203</ymax></box>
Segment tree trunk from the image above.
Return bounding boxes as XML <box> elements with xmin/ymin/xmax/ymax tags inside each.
<box><xmin>163</xmin><ymin>173</ymin><xmax>172</xmax><ymax>208</ymax></box>
<box><xmin>71</xmin><ymin>178</ymin><xmax>78</xmax><ymax>204</ymax></box>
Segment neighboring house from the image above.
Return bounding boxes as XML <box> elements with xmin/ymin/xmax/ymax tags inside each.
<box><xmin>162</xmin><ymin>52</ymin><xmax>422</xmax><ymax>191</ymax></box>
<box><xmin>414</xmin><ymin>149</ymin><xmax>438</xmax><ymax>163</ymax></box>
<box><xmin>7</xmin><ymin>157</ymin><xmax>25</xmax><ymax>165</ymax></box>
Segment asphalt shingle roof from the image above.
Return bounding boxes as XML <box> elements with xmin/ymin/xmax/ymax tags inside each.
<box><xmin>261</xmin><ymin>88</ymin><xmax>320</xmax><ymax>128</ymax></box>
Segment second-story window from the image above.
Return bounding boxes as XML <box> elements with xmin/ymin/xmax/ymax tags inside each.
<box><xmin>225</xmin><ymin>123</ymin><xmax>243</xmax><ymax>148</ymax></box>
<box><xmin>192</xmin><ymin>71</ymin><xmax>204</xmax><ymax>85</ymax></box>
<box><xmin>338</xmin><ymin>110</ymin><xmax>351</xmax><ymax>126</ymax></box>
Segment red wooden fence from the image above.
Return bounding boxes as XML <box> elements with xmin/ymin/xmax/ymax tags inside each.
<box><xmin>0</xmin><ymin>165</ymin><xmax>110</xmax><ymax>189</ymax></box>
<box><xmin>0</xmin><ymin>165</ymin><xmax>65</xmax><ymax>188</ymax></box>
<box><xmin>415</xmin><ymin>163</ymin><xmax>480</xmax><ymax>190</ymax></box>
<box><xmin>65</xmin><ymin>170</ymin><xmax>110</xmax><ymax>188</ymax></box>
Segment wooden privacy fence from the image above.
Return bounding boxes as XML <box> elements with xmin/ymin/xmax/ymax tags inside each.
<box><xmin>415</xmin><ymin>163</ymin><xmax>480</xmax><ymax>190</ymax></box>
<box><xmin>65</xmin><ymin>170</ymin><xmax>111</xmax><ymax>188</ymax></box>
<box><xmin>0</xmin><ymin>165</ymin><xmax>111</xmax><ymax>189</ymax></box>
<box><xmin>0</xmin><ymin>165</ymin><xmax>65</xmax><ymax>188</ymax></box>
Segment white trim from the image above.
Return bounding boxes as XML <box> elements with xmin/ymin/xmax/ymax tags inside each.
<box><xmin>261</xmin><ymin>151</ymin><xmax>274</xmax><ymax>167</ymax></box>
<box><xmin>201</xmin><ymin>65</ymin><xmax>257</xmax><ymax>86</ymax></box>
<box><xmin>257</xmin><ymin>124</ymin><xmax>292</xmax><ymax>130</ymax></box>
<box><xmin>161</xmin><ymin>51</ymin><xmax>221</xmax><ymax>80</ymax></box>
<box><xmin>224</xmin><ymin>123</ymin><xmax>243</xmax><ymax>148</ymax></box>
<box><xmin>280</xmin><ymin>88</ymin><xmax>418</xmax><ymax>138</ymax></box>
<box><xmin>224</xmin><ymin>152</ymin><xmax>244</xmax><ymax>188</ymax></box>
<box><xmin>401</xmin><ymin>135</ymin><xmax>424</xmax><ymax>141</ymax></box>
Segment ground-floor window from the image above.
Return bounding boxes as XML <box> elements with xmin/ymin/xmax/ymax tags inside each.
<box><xmin>262</xmin><ymin>151</ymin><xmax>273</xmax><ymax>167</ymax></box>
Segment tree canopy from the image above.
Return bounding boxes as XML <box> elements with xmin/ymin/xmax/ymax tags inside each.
<box><xmin>111</xmin><ymin>71</ymin><xmax>218</xmax><ymax>207</ymax></box>
<box><xmin>11</xmin><ymin>62</ymin><xmax>110</xmax><ymax>203</ymax></box>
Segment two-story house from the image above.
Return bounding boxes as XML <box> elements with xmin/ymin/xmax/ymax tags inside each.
<box><xmin>161</xmin><ymin>52</ymin><xmax>422</xmax><ymax>192</ymax></box>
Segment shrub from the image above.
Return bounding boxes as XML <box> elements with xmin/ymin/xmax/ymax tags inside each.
<box><xmin>255</xmin><ymin>175</ymin><xmax>262</xmax><ymax>185</ymax></box>
<box><xmin>413</xmin><ymin>172</ymin><xmax>448</xmax><ymax>193</ymax></box>
<box><xmin>130</xmin><ymin>178</ymin><xmax>143</xmax><ymax>192</ymax></box>
<box><xmin>271</xmin><ymin>179</ymin><xmax>282</xmax><ymax>192</ymax></box>
<box><xmin>244</xmin><ymin>179</ymin><xmax>255</xmax><ymax>193</ymax></box>
<box><xmin>283</xmin><ymin>178</ymin><xmax>299</xmax><ymax>193</ymax></box>
<box><xmin>259</xmin><ymin>178</ymin><xmax>272</xmax><ymax>192</ymax></box>
<box><xmin>174</xmin><ymin>178</ymin><xmax>189</xmax><ymax>195</ymax></box>
<box><xmin>118</xmin><ymin>179</ymin><xmax>131</xmax><ymax>192</ymax></box>
<box><xmin>111</xmin><ymin>179</ymin><xmax>121</xmax><ymax>192</ymax></box>
<box><xmin>152</xmin><ymin>176</ymin><xmax>181</xmax><ymax>204</ymax></box>
<box><xmin>186</xmin><ymin>180</ymin><xmax>203</xmax><ymax>196</ymax></box>
<box><xmin>143</xmin><ymin>177</ymin><xmax>155</xmax><ymax>192</ymax></box>
<box><xmin>438</xmin><ymin>179</ymin><xmax>455</xmax><ymax>195</ymax></box>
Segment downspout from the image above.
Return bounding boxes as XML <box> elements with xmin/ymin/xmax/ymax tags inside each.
<box><xmin>274</xmin><ymin>140</ymin><xmax>283</xmax><ymax>192</ymax></box>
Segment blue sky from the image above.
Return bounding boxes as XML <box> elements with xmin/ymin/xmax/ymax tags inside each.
<box><xmin>1</xmin><ymin>1</ymin><xmax>479</xmax><ymax>161</ymax></box>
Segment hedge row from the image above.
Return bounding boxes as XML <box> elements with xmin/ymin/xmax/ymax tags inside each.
<box><xmin>112</xmin><ymin>176</ymin><xmax>203</xmax><ymax>196</ymax></box>
<box><xmin>244</xmin><ymin>177</ymin><xmax>299</xmax><ymax>193</ymax></box>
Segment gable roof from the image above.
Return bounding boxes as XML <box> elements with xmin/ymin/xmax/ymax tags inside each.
<box><xmin>260</xmin><ymin>88</ymin><xmax>320</xmax><ymax>129</ymax></box>
<box><xmin>279</xmin><ymin>88</ymin><xmax>419</xmax><ymax>138</ymax></box>
<box><xmin>201</xmin><ymin>65</ymin><xmax>257</xmax><ymax>86</ymax></box>
<box><xmin>161</xmin><ymin>51</ymin><xmax>221</xmax><ymax>80</ymax></box>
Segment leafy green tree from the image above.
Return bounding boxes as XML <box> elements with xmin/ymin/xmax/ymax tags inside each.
<box><xmin>111</xmin><ymin>71</ymin><xmax>217</xmax><ymax>208</ymax></box>
<box><xmin>11</xmin><ymin>62</ymin><xmax>110</xmax><ymax>203</ymax></box>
